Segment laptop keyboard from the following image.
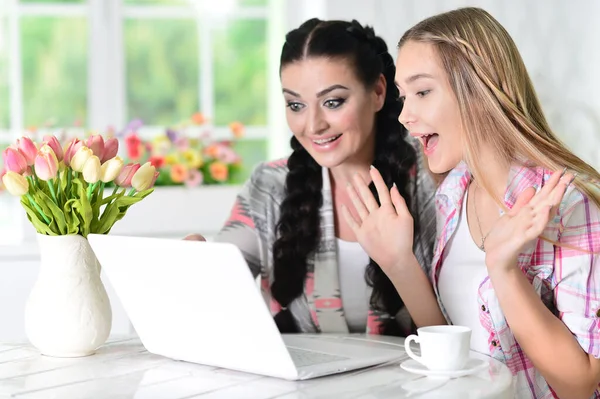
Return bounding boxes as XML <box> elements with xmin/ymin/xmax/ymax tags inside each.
<box><xmin>287</xmin><ymin>347</ymin><xmax>349</xmax><ymax>368</ymax></box>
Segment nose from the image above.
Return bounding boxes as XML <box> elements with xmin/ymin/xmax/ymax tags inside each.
<box><xmin>398</xmin><ymin>100</ymin><xmax>416</xmax><ymax>129</ymax></box>
<box><xmin>306</xmin><ymin>107</ymin><xmax>328</xmax><ymax>135</ymax></box>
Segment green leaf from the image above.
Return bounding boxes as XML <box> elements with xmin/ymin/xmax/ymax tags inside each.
<box><xmin>93</xmin><ymin>203</ymin><xmax>121</xmax><ymax>235</ymax></box>
<box><xmin>34</xmin><ymin>190</ymin><xmax>67</xmax><ymax>235</ymax></box>
<box><xmin>72</xmin><ymin>178</ymin><xmax>93</xmax><ymax>237</ymax></box>
<box><xmin>91</xmin><ymin>188</ymin><xmax>154</xmax><ymax>234</ymax></box>
<box><xmin>20</xmin><ymin>197</ymin><xmax>55</xmax><ymax>235</ymax></box>
<box><xmin>30</xmin><ymin>191</ymin><xmax>60</xmax><ymax>234</ymax></box>
<box><xmin>63</xmin><ymin>198</ymin><xmax>81</xmax><ymax>235</ymax></box>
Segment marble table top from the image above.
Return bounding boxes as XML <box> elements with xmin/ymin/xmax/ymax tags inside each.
<box><xmin>0</xmin><ymin>336</ymin><xmax>514</xmax><ymax>398</ymax></box>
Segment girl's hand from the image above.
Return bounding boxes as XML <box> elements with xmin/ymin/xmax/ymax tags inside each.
<box><xmin>342</xmin><ymin>166</ymin><xmax>416</xmax><ymax>272</ymax></box>
<box><xmin>484</xmin><ymin>169</ymin><xmax>574</xmax><ymax>271</ymax></box>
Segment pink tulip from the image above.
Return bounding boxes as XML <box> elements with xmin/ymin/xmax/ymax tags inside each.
<box><xmin>101</xmin><ymin>137</ymin><xmax>119</xmax><ymax>163</ymax></box>
<box><xmin>63</xmin><ymin>138</ymin><xmax>83</xmax><ymax>167</ymax></box>
<box><xmin>3</xmin><ymin>147</ymin><xmax>28</xmax><ymax>174</ymax></box>
<box><xmin>43</xmin><ymin>135</ymin><xmax>64</xmax><ymax>162</ymax></box>
<box><xmin>114</xmin><ymin>163</ymin><xmax>141</xmax><ymax>188</ymax></box>
<box><xmin>34</xmin><ymin>145</ymin><xmax>59</xmax><ymax>181</ymax></box>
<box><xmin>15</xmin><ymin>137</ymin><xmax>37</xmax><ymax>166</ymax></box>
<box><xmin>86</xmin><ymin>135</ymin><xmax>105</xmax><ymax>158</ymax></box>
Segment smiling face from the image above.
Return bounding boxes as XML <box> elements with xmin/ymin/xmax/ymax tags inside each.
<box><xmin>395</xmin><ymin>40</ymin><xmax>464</xmax><ymax>174</ymax></box>
<box><xmin>280</xmin><ymin>57</ymin><xmax>385</xmax><ymax>169</ymax></box>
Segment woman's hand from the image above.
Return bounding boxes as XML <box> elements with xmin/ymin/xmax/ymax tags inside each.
<box><xmin>183</xmin><ymin>233</ymin><xmax>206</xmax><ymax>241</ymax></box>
<box><xmin>484</xmin><ymin>169</ymin><xmax>574</xmax><ymax>272</ymax></box>
<box><xmin>342</xmin><ymin>166</ymin><xmax>415</xmax><ymax>272</ymax></box>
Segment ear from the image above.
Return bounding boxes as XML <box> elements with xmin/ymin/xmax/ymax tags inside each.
<box><xmin>373</xmin><ymin>74</ymin><xmax>387</xmax><ymax>112</ymax></box>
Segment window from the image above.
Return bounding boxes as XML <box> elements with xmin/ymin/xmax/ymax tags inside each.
<box><xmin>0</xmin><ymin>0</ymin><xmax>284</xmax><ymax>243</ymax></box>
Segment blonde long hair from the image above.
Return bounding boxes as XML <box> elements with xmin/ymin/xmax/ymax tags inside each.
<box><xmin>398</xmin><ymin>7</ymin><xmax>600</xmax><ymax>210</ymax></box>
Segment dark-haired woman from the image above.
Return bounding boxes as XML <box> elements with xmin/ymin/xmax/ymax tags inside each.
<box><xmin>186</xmin><ymin>19</ymin><xmax>443</xmax><ymax>336</ymax></box>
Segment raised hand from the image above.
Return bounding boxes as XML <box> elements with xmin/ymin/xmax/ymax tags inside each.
<box><xmin>484</xmin><ymin>169</ymin><xmax>574</xmax><ymax>271</ymax></box>
<box><xmin>341</xmin><ymin>166</ymin><xmax>415</xmax><ymax>272</ymax></box>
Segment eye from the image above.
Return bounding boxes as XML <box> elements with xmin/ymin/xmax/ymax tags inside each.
<box><xmin>323</xmin><ymin>98</ymin><xmax>345</xmax><ymax>109</ymax></box>
<box><xmin>397</xmin><ymin>95</ymin><xmax>405</xmax><ymax>104</ymax></box>
<box><xmin>416</xmin><ymin>90</ymin><xmax>431</xmax><ymax>98</ymax></box>
<box><xmin>286</xmin><ymin>102</ymin><xmax>305</xmax><ymax>112</ymax></box>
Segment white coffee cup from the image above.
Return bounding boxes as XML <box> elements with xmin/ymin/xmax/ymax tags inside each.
<box><xmin>404</xmin><ymin>325</ymin><xmax>472</xmax><ymax>371</ymax></box>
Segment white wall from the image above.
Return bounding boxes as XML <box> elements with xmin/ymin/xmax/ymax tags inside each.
<box><xmin>321</xmin><ymin>0</ymin><xmax>600</xmax><ymax>170</ymax></box>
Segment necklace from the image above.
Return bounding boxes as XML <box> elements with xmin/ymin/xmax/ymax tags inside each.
<box><xmin>473</xmin><ymin>183</ymin><xmax>490</xmax><ymax>252</ymax></box>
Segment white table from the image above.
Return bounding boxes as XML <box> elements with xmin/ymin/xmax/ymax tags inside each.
<box><xmin>0</xmin><ymin>336</ymin><xmax>513</xmax><ymax>398</ymax></box>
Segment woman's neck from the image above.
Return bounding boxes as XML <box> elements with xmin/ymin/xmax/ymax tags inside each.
<box><xmin>471</xmin><ymin>144</ymin><xmax>511</xmax><ymax>202</ymax></box>
<box><xmin>329</xmin><ymin>161</ymin><xmax>372</xmax><ymax>188</ymax></box>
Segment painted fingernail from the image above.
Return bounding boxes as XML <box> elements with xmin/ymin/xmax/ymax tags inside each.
<box><xmin>567</xmin><ymin>173</ymin><xmax>578</xmax><ymax>187</ymax></box>
<box><xmin>370</xmin><ymin>165</ymin><xmax>375</xmax><ymax>170</ymax></box>
<box><xmin>392</xmin><ymin>182</ymin><xmax>397</xmax><ymax>188</ymax></box>
<box><xmin>560</xmin><ymin>167</ymin><xmax>568</xmax><ymax>178</ymax></box>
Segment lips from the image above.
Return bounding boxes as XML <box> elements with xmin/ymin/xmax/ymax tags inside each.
<box><xmin>312</xmin><ymin>134</ymin><xmax>342</xmax><ymax>145</ymax></box>
<box><xmin>411</xmin><ymin>132</ymin><xmax>439</xmax><ymax>155</ymax></box>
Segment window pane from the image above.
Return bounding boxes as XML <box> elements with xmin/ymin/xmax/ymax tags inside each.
<box><xmin>214</xmin><ymin>19</ymin><xmax>267</xmax><ymax>126</ymax></box>
<box><xmin>21</xmin><ymin>17</ymin><xmax>87</xmax><ymax>127</ymax></box>
<box><xmin>0</xmin><ymin>12</ymin><xmax>8</xmax><ymax>129</ymax></box>
<box><xmin>230</xmin><ymin>138</ymin><xmax>266</xmax><ymax>183</ymax></box>
<box><xmin>124</xmin><ymin>0</ymin><xmax>187</xmax><ymax>4</ymax></box>
<box><xmin>237</xmin><ymin>0</ymin><xmax>266</xmax><ymax>6</ymax></box>
<box><xmin>20</xmin><ymin>0</ymin><xmax>84</xmax><ymax>3</ymax></box>
<box><xmin>125</xmin><ymin>19</ymin><xmax>199</xmax><ymax>126</ymax></box>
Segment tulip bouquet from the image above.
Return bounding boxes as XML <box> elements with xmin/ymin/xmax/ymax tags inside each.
<box><xmin>1</xmin><ymin>134</ymin><xmax>159</xmax><ymax>237</ymax></box>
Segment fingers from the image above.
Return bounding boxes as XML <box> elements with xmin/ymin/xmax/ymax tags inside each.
<box><xmin>529</xmin><ymin>168</ymin><xmax>567</xmax><ymax>207</ymax></box>
<box><xmin>346</xmin><ymin>182</ymin><xmax>369</xmax><ymax>222</ymax></box>
<box><xmin>549</xmin><ymin>172</ymin><xmax>575</xmax><ymax>207</ymax></box>
<box><xmin>341</xmin><ymin>204</ymin><xmax>360</xmax><ymax>233</ymax></box>
<box><xmin>509</xmin><ymin>187</ymin><xmax>535</xmax><ymax>216</ymax></box>
<box><xmin>352</xmin><ymin>172</ymin><xmax>379</xmax><ymax>213</ymax></box>
<box><xmin>370</xmin><ymin>166</ymin><xmax>392</xmax><ymax>206</ymax></box>
<box><xmin>184</xmin><ymin>234</ymin><xmax>206</xmax><ymax>241</ymax></box>
<box><xmin>511</xmin><ymin>169</ymin><xmax>574</xmax><ymax>217</ymax></box>
<box><xmin>390</xmin><ymin>183</ymin><xmax>410</xmax><ymax>217</ymax></box>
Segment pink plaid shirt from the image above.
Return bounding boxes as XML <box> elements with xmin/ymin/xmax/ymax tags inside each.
<box><xmin>432</xmin><ymin>162</ymin><xmax>600</xmax><ymax>399</ymax></box>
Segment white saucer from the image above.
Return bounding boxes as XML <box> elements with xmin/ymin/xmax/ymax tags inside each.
<box><xmin>400</xmin><ymin>358</ymin><xmax>488</xmax><ymax>378</ymax></box>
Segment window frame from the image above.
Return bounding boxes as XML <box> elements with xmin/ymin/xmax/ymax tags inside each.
<box><xmin>1</xmin><ymin>0</ymin><xmax>288</xmax><ymax>244</ymax></box>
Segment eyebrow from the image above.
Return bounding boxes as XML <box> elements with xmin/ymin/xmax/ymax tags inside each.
<box><xmin>395</xmin><ymin>73</ymin><xmax>435</xmax><ymax>89</ymax></box>
<box><xmin>282</xmin><ymin>84</ymin><xmax>350</xmax><ymax>98</ymax></box>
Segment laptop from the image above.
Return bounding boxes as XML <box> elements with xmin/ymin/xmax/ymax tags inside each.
<box><xmin>87</xmin><ymin>234</ymin><xmax>406</xmax><ymax>380</ymax></box>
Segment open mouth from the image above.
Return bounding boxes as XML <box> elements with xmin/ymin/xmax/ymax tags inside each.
<box><xmin>313</xmin><ymin>134</ymin><xmax>342</xmax><ymax>145</ymax></box>
<box><xmin>420</xmin><ymin>133</ymin><xmax>439</xmax><ymax>150</ymax></box>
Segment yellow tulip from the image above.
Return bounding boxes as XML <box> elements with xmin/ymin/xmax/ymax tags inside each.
<box><xmin>2</xmin><ymin>171</ymin><xmax>29</xmax><ymax>196</ymax></box>
<box><xmin>82</xmin><ymin>155</ymin><xmax>101</xmax><ymax>184</ymax></box>
<box><xmin>100</xmin><ymin>156</ymin><xmax>124</xmax><ymax>183</ymax></box>
<box><xmin>131</xmin><ymin>162</ymin><xmax>158</xmax><ymax>191</ymax></box>
<box><xmin>70</xmin><ymin>146</ymin><xmax>94</xmax><ymax>172</ymax></box>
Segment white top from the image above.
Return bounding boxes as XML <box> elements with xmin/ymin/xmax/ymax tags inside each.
<box><xmin>337</xmin><ymin>238</ymin><xmax>371</xmax><ymax>333</ymax></box>
<box><xmin>438</xmin><ymin>191</ymin><xmax>490</xmax><ymax>355</ymax></box>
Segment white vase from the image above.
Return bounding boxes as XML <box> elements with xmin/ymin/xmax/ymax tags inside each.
<box><xmin>25</xmin><ymin>233</ymin><xmax>112</xmax><ymax>357</ymax></box>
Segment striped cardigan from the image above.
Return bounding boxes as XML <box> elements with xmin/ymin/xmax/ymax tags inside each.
<box><xmin>215</xmin><ymin>152</ymin><xmax>437</xmax><ymax>335</ymax></box>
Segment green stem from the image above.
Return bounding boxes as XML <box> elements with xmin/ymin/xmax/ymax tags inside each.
<box><xmin>66</xmin><ymin>168</ymin><xmax>72</xmax><ymax>198</ymax></box>
<box><xmin>128</xmin><ymin>188</ymin><xmax>136</xmax><ymax>197</ymax></box>
<box><xmin>111</xmin><ymin>185</ymin><xmax>119</xmax><ymax>196</ymax></box>
<box><xmin>47</xmin><ymin>179</ymin><xmax>59</xmax><ymax>206</ymax></box>
<box><xmin>55</xmin><ymin>172</ymin><xmax>62</xmax><ymax>203</ymax></box>
<box><xmin>26</xmin><ymin>193</ymin><xmax>51</xmax><ymax>225</ymax></box>
<box><xmin>87</xmin><ymin>182</ymin><xmax>98</xmax><ymax>201</ymax></box>
<box><xmin>26</xmin><ymin>176</ymin><xmax>35</xmax><ymax>190</ymax></box>
<box><xmin>29</xmin><ymin>165</ymin><xmax>38</xmax><ymax>190</ymax></box>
